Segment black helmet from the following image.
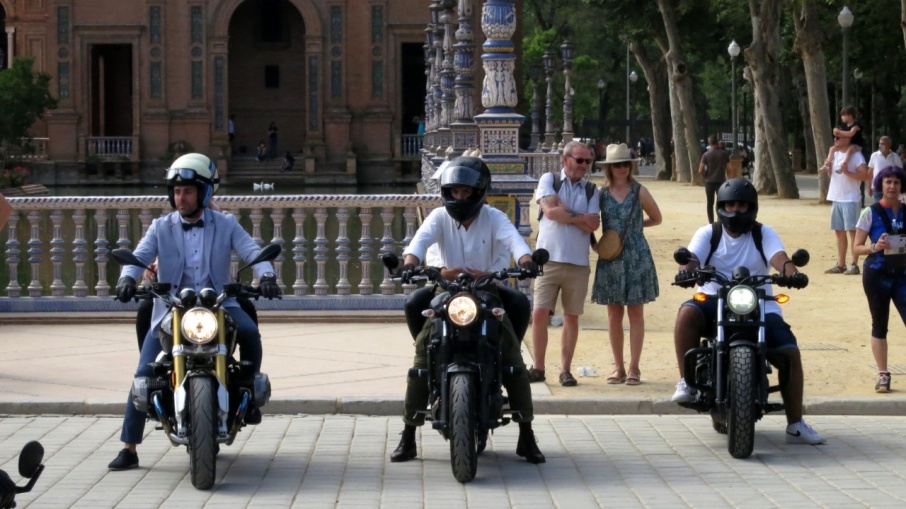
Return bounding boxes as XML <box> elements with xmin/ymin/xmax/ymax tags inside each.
<box><xmin>440</xmin><ymin>156</ymin><xmax>491</xmax><ymax>223</ymax></box>
<box><xmin>716</xmin><ymin>178</ymin><xmax>758</xmax><ymax>234</ymax></box>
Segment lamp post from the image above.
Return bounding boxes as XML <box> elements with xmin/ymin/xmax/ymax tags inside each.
<box><xmin>853</xmin><ymin>67</ymin><xmax>862</xmax><ymax>112</ymax></box>
<box><xmin>529</xmin><ymin>62</ymin><xmax>543</xmax><ymax>151</ymax></box>
<box><xmin>838</xmin><ymin>6</ymin><xmax>854</xmax><ymax>106</ymax></box>
<box><xmin>560</xmin><ymin>39</ymin><xmax>576</xmax><ymax>144</ymax></box>
<box><xmin>542</xmin><ymin>49</ymin><xmax>556</xmax><ymax>151</ymax></box>
<box><xmin>728</xmin><ymin>40</ymin><xmax>741</xmax><ymax>157</ymax></box>
<box><xmin>625</xmin><ymin>69</ymin><xmax>637</xmax><ymax>145</ymax></box>
<box><xmin>597</xmin><ymin>79</ymin><xmax>606</xmax><ymax>140</ymax></box>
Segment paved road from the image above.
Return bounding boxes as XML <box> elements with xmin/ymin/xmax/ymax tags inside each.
<box><xmin>2</xmin><ymin>415</ymin><xmax>905</xmax><ymax>508</ymax></box>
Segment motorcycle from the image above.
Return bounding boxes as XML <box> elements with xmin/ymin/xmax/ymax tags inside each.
<box><xmin>672</xmin><ymin>247</ymin><xmax>809</xmax><ymax>459</ymax></box>
<box><xmin>382</xmin><ymin>249</ymin><xmax>549</xmax><ymax>483</ymax></box>
<box><xmin>0</xmin><ymin>441</ymin><xmax>44</xmax><ymax>509</ymax></box>
<box><xmin>111</xmin><ymin>244</ymin><xmax>279</xmax><ymax>489</ymax></box>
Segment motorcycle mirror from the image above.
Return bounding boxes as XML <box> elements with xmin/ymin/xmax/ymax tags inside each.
<box><xmin>791</xmin><ymin>249</ymin><xmax>810</xmax><ymax>268</ymax></box>
<box><xmin>238</xmin><ymin>243</ymin><xmax>282</xmax><ymax>274</ymax></box>
<box><xmin>532</xmin><ymin>248</ymin><xmax>550</xmax><ymax>266</ymax></box>
<box><xmin>18</xmin><ymin>441</ymin><xmax>43</xmax><ymax>479</ymax></box>
<box><xmin>674</xmin><ymin>247</ymin><xmax>692</xmax><ymax>265</ymax></box>
<box><xmin>111</xmin><ymin>249</ymin><xmax>156</xmax><ymax>277</ymax></box>
<box><xmin>381</xmin><ymin>253</ymin><xmax>400</xmax><ymax>271</ymax></box>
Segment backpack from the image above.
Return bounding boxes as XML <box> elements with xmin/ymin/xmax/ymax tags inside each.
<box><xmin>704</xmin><ymin>221</ymin><xmax>767</xmax><ymax>267</ymax></box>
<box><xmin>537</xmin><ymin>173</ymin><xmax>597</xmax><ymax>221</ymax></box>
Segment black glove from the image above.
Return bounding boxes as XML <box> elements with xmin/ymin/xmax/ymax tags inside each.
<box><xmin>259</xmin><ymin>275</ymin><xmax>281</xmax><ymax>299</ymax></box>
<box><xmin>674</xmin><ymin>270</ymin><xmax>697</xmax><ymax>288</ymax></box>
<box><xmin>520</xmin><ymin>260</ymin><xmax>540</xmax><ymax>278</ymax></box>
<box><xmin>116</xmin><ymin>276</ymin><xmax>137</xmax><ymax>303</ymax></box>
<box><xmin>788</xmin><ymin>272</ymin><xmax>809</xmax><ymax>289</ymax></box>
<box><xmin>400</xmin><ymin>263</ymin><xmax>417</xmax><ymax>284</ymax></box>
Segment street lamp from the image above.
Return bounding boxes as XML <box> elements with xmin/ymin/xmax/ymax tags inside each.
<box><xmin>560</xmin><ymin>39</ymin><xmax>576</xmax><ymax>144</ymax></box>
<box><xmin>626</xmin><ymin>69</ymin><xmax>637</xmax><ymax>144</ymax></box>
<box><xmin>838</xmin><ymin>6</ymin><xmax>854</xmax><ymax>106</ymax></box>
<box><xmin>542</xmin><ymin>49</ymin><xmax>556</xmax><ymax>150</ymax></box>
<box><xmin>728</xmin><ymin>40</ymin><xmax>741</xmax><ymax>157</ymax></box>
<box><xmin>597</xmin><ymin>79</ymin><xmax>606</xmax><ymax>141</ymax></box>
<box><xmin>529</xmin><ymin>62</ymin><xmax>543</xmax><ymax>151</ymax></box>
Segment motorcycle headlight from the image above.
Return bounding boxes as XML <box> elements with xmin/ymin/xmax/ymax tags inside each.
<box><xmin>447</xmin><ymin>294</ymin><xmax>479</xmax><ymax>327</ymax></box>
<box><xmin>727</xmin><ymin>286</ymin><xmax>757</xmax><ymax>315</ymax></box>
<box><xmin>181</xmin><ymin>308</ymin><xmax>218</xmax><ymax>344</ymax></box>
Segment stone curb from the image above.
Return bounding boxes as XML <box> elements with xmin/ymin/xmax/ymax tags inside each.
<box><xmin>3</xmin><ymin>396</ymin><xmax>906</xmax><ymax>417</ymax></box>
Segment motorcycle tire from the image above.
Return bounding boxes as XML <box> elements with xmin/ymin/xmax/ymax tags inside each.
<box><xmin>727</xmin><ymin>346</ymin><xmax>757</xmax><ymax>459</ymax></box>
<box><xmin>188</xmin><ymin>376</ymin><xmax>218</xmax><ymax>490</ymax></box>
<box><xmin>449</xmin><ymin>373</ymin><xmax>477</xmax><ymax>483</ymax></box>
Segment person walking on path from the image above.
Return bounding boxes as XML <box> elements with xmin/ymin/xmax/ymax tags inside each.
<box><xmin>267</xmin><ymin>122</ymin><xmax>278</xmax><ymax>160</ymax></box>
<box><xmin>824</xmin><ymin>135</ymin><xmax>871</xmax><ymax>276</ymax></box>
<box><xmin>591</xmin><ymin>143</ymin><xmax>662</xmax><ymax>386</ymax></box>
<box><xmin>868</xmin><ymin>136</ymin><xmax>902</xmax><ymax>202</ymax></box>
<box><xmin>853</xmin><ymin>166</ymin><xmax>906</xmax><ymax>393</ymax></box>
<box><xmin>699</xmin><ymin>135</ymin><xmax>731</xmax><ymax>224</ymax></box>
<box><xmin>529</xmin><ymin>141</ymin><xmax>600</xmax><ymax>387</ymax></box>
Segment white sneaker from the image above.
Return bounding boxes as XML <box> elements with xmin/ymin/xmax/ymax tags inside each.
<box><xmin>785</xmin><ymin>420</ymin><xmax>827</xmax><ymax>445</ymax></box>
<box><xmin>671</xmin><ymin>379</ymin><xmax>695</xmax><ymax>403</ymax></box>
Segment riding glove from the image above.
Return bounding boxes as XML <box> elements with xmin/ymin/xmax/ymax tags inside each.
<box><xmin>519</xmin><ymin>260</ymin><xmax>540</xmax><ymax>278</ymax></box>
<box><xmin>674</xmin><ymin>270</ymin><xmax>697</xmax><ymax>288</ymax></box>
<box><xmin>259</xmin><ymin>275</ymin><xmax>281</xmax><ymax>299</ymax></box>
<box><xmin>400</xmin><ymin>264</ymin><xmax>417</xmax><ymax>284</ymax></box>
<box><xmin>116</xmin><ymin>276</ymin><xmax>137</xmax><ymax>303</ymax></box>
<box><xmin>788</xmin><ymin>272</ymin><xmax>809</xmax><ymax>289</ymax></box>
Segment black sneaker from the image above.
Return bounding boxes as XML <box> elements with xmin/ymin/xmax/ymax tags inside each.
<box><xmin>108</xmin><ymin>448</ymin><xmax>139</xmax><ymax>471</ymax></box>
<box><xmin>246</xmin><ymin>405</ymin><xmax>262</xmax><ymax>425</ymax></box>
<box><xmin>876</xmin><ymin>372</ymin><xmax>892</xmax><ymax>393</ymax></box>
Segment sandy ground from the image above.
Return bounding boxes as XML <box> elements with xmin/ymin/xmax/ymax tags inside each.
<box><xmin>527</xmin><ymin>176</ymin><xmax>895</xmax><ymax>399</ymax></box>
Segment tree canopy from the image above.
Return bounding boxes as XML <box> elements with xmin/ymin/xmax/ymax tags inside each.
<box><xmin>0</xmin><ymin>57</ymin><xmax>57</xmax><ymax>170</ymax></box>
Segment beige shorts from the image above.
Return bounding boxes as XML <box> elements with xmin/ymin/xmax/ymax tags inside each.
<box><xmin>533</xmin><ymin>261</ymin><xmax>590</xmax><ymax>316</ymax></box>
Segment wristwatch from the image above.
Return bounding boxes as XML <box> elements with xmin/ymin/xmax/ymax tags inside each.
<box><xmin>261</xmin><ymin>272</ymin><xmax>276</xmax><ymax>279</ymax></box>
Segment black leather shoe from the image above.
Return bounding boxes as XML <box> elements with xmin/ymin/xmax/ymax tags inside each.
<box><xmin>108</xmin><ymin>448</ymin><xmax>139</xmax><ymax>471</ymax></box>
<box><xmin>246</xmin><ymin>405</ymin><xmax>262</xmax><ymax>425</ymax></box>
<box><xmin>516</xmin><ymin>426</ymin><xmax>546</xmax><ymax>464</ymax></box>
<box><xmin>390</xmin><ymin>426</ymin><xmax>417</xmax><ymax>462</ymax></box>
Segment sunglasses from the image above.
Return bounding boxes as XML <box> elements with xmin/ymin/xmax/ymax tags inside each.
<box><xmin>567</xmin><ymin>154</ymin><xmax>594</xmax><ymax>165</ymax></box>
<box><xmin>610</xmin><ymin>162</ymin><xmax>632</xmax><ymax>168</ymax></box>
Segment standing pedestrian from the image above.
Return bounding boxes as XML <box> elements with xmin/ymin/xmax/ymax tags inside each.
<box><xmin>267</xmin><ymin>122</ymin><xmax>278</xmax><ymax>159</ymax></box>
<box><xmin>868</xmin><ymin>136</ymin><xmax>903</xmax><ymax>202</ymax></box>
<box><xmin>699</xmin><ymin>135</ymin><xmax>731</xmax><ymax>224</ymax></box>
<box><xmin>529</xmin><ymin>141</ymin><xmax>600</xmax><ymax>387</ymax></box>
<box><xmin>591</xmin><ymin>143</ymin><xmax>662</xmax><ymax>386</ymax></box>
<box><xmin>824</xmin><ymin>135</ymin><xmax>871</xmax><ymax>275</ymax></box>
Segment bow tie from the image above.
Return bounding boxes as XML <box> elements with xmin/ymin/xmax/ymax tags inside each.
<box><xmin>182</xmin><ymin>220</ymin><xmax>204</xmax><ymax>231</ymax></box>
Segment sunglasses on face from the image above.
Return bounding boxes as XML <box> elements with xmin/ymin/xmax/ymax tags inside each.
<box><xmin>610</xmin><ymin>162</ymin><xmax>631</xmax><ymax>168</ymax></box>
<box><xmin>567</xmin><ymin>154</ymin><xmax>594</xmax><ymax>165</ymax></box>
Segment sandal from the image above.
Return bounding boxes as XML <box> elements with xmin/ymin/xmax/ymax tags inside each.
<box><xmin>527</xmin><ymin>367</ymin><xmax>546</xmax><ymax>383</ymax></box>
<box><xmin>606</xmin><ymin>370</ymin><xmax>627</xmax><ymax>384</ymax></box>
<box><xmin>625</xmin><ymin>370</ymin><xmax>641</xmax><ymax>386</ymax></box>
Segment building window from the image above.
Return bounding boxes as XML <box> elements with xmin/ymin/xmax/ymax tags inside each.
<box><xmin>265</xmin><ymin>65</ymin><xmax>280</xmax><ymax>89</ymax></box>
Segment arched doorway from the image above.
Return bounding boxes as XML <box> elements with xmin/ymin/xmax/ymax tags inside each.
<box><xmin>228</xmin><ymin>0</ymin><xmax>306</xmax><ymax>159</ymax></box>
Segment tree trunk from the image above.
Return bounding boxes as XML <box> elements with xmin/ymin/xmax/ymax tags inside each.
<box><xmin>656</xmin><ymin>0</ymin><xmax>701</xmax><ymax>186</ymax></box>
<box><xmin>794</xmin><ymin>0</ymin><xmax>834</xmax><ymax>203</ymax></box>
<box><xmin>750</xmin><ymin>69</ymin><xmax>777</xmax><ymax>194</ymax></box>
<box><xmin>746</xmin><ymin>0</ymin><xmax>798</xmax><ymax>198</ymax></box>
<box><xmin>630</xmin><ymin>41</ymin><xmax>672</xmax><ymax>180</ymax></box>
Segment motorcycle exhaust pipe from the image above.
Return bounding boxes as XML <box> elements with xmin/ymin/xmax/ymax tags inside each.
<box><xmin>225</xmin><ymin>390</ymin><xmax>251</xmax><ymax>446</ymax></box>
<box><xmin>151</xmin><ymin>392</ymin><xmax>185</xmax><ymax>446</ymax></box>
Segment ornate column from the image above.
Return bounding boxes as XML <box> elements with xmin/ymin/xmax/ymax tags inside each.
<box><xmin>450</xmin><ymin>0</ymin><xmax>478</xmax><ymax>154</ymax></box>
<box><xmin>560</xmin><ymin>40</ymin><xmax>576</xmax><ymax>144</ymax></box>
<box><xmin>431</xmin><ymin>3</ymin><xmax>445</xmax><ymax>152</ymax></box>
<box><xmin>5</xmin><ymin>28</ymin><xmax>14</xmax><ymax>68</ymax></box>
<box><xmin>542</xmin><ymin>50</ymin><xmax>557</xmax><ymax>151</ymax></box>
<box><xmin>437</xmin><ymin>1</ymin><xmax>456</xmax><ymax>152</ymax></box>
<box><xmin>528</xmin><ymin>62</ymin><xmax>542</xmax><ymax>152</ymax></box>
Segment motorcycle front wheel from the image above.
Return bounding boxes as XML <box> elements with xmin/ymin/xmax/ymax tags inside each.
<box><xmin>188</xmin><ymin>376</ymin><xmax>218</xmax><ymax>489</ymax></box>
<box><xmin>449</xmin><ymin>373</ymin><xmax>477</xmax><ymax>483</ymax></box>
<box><xmin>727</xmin><ymin>346</ymin><xmax>757</xmax><ymax>459</ymax></box>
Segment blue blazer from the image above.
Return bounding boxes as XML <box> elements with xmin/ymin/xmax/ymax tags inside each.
<box><xmin>120</xmin><ymin>208</ymin><xmax>276</xmax><ymax>330</ymax></box>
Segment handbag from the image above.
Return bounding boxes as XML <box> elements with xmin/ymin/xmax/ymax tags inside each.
<box><xmin>593</xmin><ymin>185</ymin><xmax>639</xmax><ymax>261</ymax></box>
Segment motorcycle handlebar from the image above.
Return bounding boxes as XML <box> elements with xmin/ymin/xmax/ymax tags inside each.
<box><xmin>672</xmin><ymin>267</ymin><xmax>804</xmax><ymax>289</ymax></box>
<box><xmin>391</xmin><ymin>265</ymin><xmax>542</xmax><ymax>290</ymax></box>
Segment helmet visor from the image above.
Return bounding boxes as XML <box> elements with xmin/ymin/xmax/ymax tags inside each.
<box><xmin>440</xmin><ymin>165</ymin><xmax>484</xmax><ymax>189</ymax></box>
<box><xmin>166</xmin><ymin>167</ymin><xmax>212</xmax><ymax>184</ymax></box>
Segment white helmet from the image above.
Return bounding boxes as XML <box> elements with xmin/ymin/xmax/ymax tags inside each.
<box><xmin>165</xmin><ymin>153</ymin><xmax>216</xmax><ymax>210</ymax></box>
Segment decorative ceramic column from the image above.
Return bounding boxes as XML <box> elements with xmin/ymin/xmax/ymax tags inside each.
<box><xmin>5</xmin><ymin>28</ymin><xmax>14</xmax><ymax>68</ymax></box>
<box><xmin>542</xmin><ymin>50</ymin><xmax>557</xmax><ymax>151</ymax></box>
<box><xmin>450</xmin><ymin>0</ymin><xmax>478</xmax><ymax>153</ymax></box>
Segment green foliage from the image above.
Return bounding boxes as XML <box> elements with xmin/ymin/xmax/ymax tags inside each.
<box><xmin>0</xmin><ymin>58</ymin><xmax>57</xmax><ymax>168</ymax></box>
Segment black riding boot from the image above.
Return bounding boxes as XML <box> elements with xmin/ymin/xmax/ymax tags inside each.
<box><xmin>516</xmin><ymin>422</ymin><xmax>546</xmax><ymax>464</ymax></box>
<box><xmin>390</xmin><ymin>425</ymin><xmax>418</xmax><ymax>462</ymax></box>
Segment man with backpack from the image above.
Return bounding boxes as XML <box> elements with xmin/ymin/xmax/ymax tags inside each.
<box><xmin>529</xmin><ymin>141</ymin><xmax>600</xmax><ymax>387</ymax></box>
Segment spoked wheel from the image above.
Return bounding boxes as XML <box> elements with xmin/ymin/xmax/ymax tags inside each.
<box><xmin>449</xmin><ymin>373</ymin><xmax>477</xmax><ymax>483</ymax></box>
<box><xmin>188</xmin><ymin>376</ymin><xmax>218</xmax><ymax>489</ymax></box>
<box><xmin>727</xmin><ymin>347</ymin><xmax>757</xmax><ymax>459</ymax></box>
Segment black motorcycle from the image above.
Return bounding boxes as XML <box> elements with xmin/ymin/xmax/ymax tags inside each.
<box><xmin>673</xmin><ymin>247</ymin><xmax>809</xmax><ymax>459</ymax></box>
<box><xmin>0</xmin><ymin>441</ymin><xmax>44</xmax><ymax>509</ymax></box>
<box><xmin>111</xmin><ymin>244</ymin><xmax>280</xmax><ymax>489</ymax></box>
<box><xmin>383</xmin><ymin>249</ymin><xmax>548</xmax><ymax>483</ymax></box>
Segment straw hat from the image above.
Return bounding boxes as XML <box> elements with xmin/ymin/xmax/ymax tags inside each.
<box><xmin>595</xmin><ymin>143</ymin><xmax>639</xmax><ymax>169</ymax></box>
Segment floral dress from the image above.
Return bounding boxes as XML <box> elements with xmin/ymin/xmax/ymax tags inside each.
<box><xmin>591</xmin><ymin>182</ymin><xmax>659</xmax><ymax>305</ymax></box>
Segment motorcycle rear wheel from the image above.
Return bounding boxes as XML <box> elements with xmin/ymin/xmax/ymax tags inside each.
<box><xmin>449</xmin><ymin>373</ymin><xmax>477</xmax><ymax>483</ymax></box>
<box><xmin>188</xmin><ymin>376</ymin><xmax>218</xmax><ymax>489</ymax></box>
<box><xmin>727</xmin><ymin>346</ymin><xmax>757</xmax><ymax>459</ymax></box>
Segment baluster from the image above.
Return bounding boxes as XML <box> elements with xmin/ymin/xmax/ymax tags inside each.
<box><xmin>94</xmin><ymin>208</ymin><xmax>111</xmax><ymax>296</ymax></box>
<box><xmin>116</xmin><ymin>208</ymin><xmax>131</xmax><ymax>250</ymax></box>
<box><xmin>72</xmin><ymin>208</ymin><xmax>88</xmax><ymax>297</ymax></box>
<box><xmin>335</xmin><ymin>207</ymin><xmax>351</xmax><ymax>295</ymax></box>
<box><xmin>379</xmin><ymin>207</ymin><xmax>396</xmax><ymax>296</ymax></box>
<box><xmin>26</xmin><ymin>211</ymin><xmax>43</xmax><ymax>297</ymax></box>
<box><xmin>5</xmin><ymin>210</ymin><xmax>21</xmax><ymax>297</ymax></box>
<box><xmin>49</xmin><ymin>209</ymin><xmax>66</xmax><ymax>297</ymax></box>
<box><xmin>270</xmin><ymin>206</ymin><xmax>286</xmax><ymax>293</ymax></box>
<box><xmin>357</xmin><ymin>207</ymin><xmax>374</xmax><ymax>296</ymax></box>
<box><xmin>223</xmin><ymin>208</ymin><xmax>241</xmax><ymax>281</ymax></box>
<box><xmin>401</xmin><ymin>206</ymin><xmax>418</xmax><ymax>295</ymax></box>
<box><xmin>249</xmin><ymin>207</ymin><xmax>264</xmax><ymax>245</ymax></box>
<box><xmin>312</xmin><ymin>207</ymin><xmax>329</xmax><ymax>296</ymax></box>
<box><xmin>138</xmin><ymin>208</ymin><xmax>153</xmax><ymax>237</ymax></box>
<box><xmin>291</xmin><ymin>207</ymin><xmax>308</xmax><ymax>296</ymax></box>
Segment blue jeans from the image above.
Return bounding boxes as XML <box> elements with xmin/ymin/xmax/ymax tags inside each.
<box><xmin>120</xmin><ymin>306</ymin><xmax>261</xmax><ymax>444</ymax></box>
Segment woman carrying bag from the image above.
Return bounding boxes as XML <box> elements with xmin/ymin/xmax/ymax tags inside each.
<box><xmin>591</xmin><ymin>143</ymin><xmax>662</xmax><ymax>385</ymax></box>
